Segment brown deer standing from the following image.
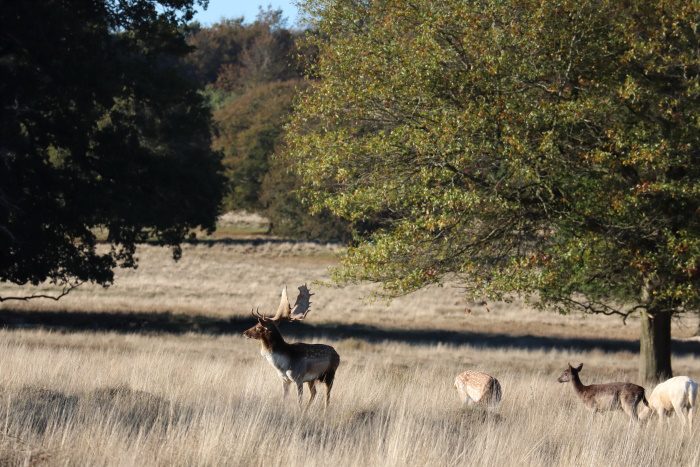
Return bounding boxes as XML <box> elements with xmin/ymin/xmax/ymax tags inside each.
<box><xmin>243</xmin><ymin>285</ymin><xmax>340</xmax><ymax>409</ymax></box>
<box><xmin>557</xmin><ymin>363</ymin><xmax>649</xmax><ymax>421</ymax></box>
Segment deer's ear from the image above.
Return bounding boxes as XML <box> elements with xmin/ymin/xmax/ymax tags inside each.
<box><xmin>575</xmin><ymin>363</ymin><xmax>583</xmax><ymax>371</ymax></box>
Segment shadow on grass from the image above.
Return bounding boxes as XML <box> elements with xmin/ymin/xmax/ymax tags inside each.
<box><xmin>0</xmin><ymin>384</ymin><xmax>187</xmax><ymax>437</ymax></box>
<box><xmin>0</xmin><ymin>308</ymin><xmax>698</xmax><ymax>356</ymax></box>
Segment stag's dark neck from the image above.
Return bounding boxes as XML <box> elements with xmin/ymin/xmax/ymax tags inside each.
<box><xmin>260</xmin><ymin>323</ymin><xmax>288</xmax><ymax>353</ymax></box>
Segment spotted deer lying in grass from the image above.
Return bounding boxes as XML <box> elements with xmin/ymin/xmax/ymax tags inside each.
<box><xmin>557</xmin><ymin>363</ymin><xmax>649</xmax><ymax>421</ymax></box>
<box><xmin>454</xmin><ymin>371</ymin><xmax>502</xmax><ymax>409</ymax></box>
<box><xmin>643</xmin><ymin>376</ymin><xmax>698</xmax><ymax>430</ymax></box>
<box><xmin>243</xmin><ymin>285</ymin><xmax>340</xmax><ymax>409</ymax></box>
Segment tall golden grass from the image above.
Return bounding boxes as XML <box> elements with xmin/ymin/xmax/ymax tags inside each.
<box><xmin>0</xmin><ymin>243</ymin><xmax>699</xmax><ymax>465</ymax></box>
<box><xmin>0</xmin><ymin>330</ymin><xmax>698</xmax><ymax>466</ymax></box>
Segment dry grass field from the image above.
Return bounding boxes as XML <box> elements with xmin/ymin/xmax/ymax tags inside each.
<box><xmin>1</xmin><ymin>241</ymin><xmax>700</xmax><ymax>466</ymax></box>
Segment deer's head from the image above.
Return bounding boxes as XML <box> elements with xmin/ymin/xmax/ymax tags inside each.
<box><xmin>557</xmin><ymin>363</ymin><xmax>583</xmax><ymax>383</ymax></box>
<box><xmin>243</xmin><ymin>317</ymin><xmax>277</xmax><ymax>340</ymax></box>
<box><xmin>242</xmin><ymin>284</ymin><xmax>314</xmax><ymax>340</ymax></box>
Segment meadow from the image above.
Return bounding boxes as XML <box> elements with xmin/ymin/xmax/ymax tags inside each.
<box><xmin>0</xmin><ymin>241</ymin><xmax>700</xmax><ymax>466</ymax></box>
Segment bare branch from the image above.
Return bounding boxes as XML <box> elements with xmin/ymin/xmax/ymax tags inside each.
<box><xmin>558</xmin><ymin>296</ymin><xmax>644</xmax><ymax>324</ymax></box>
<box><xmin>0</xmin><ymin>281</ymin><xmax>84</xmax><ymax>303</ymax></box>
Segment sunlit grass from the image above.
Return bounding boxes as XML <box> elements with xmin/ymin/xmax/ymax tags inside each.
<box><xmin>0</xmin><ymin>330</ymin><xmax>697</xmax><ymax>465</ymax></box>
<box><xmin>1</xmin><ymin>242</ymin><xmax>699</xmax><ymax>465</ymax></box>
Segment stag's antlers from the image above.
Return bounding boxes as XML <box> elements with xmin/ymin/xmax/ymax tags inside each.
<box><xmin>251</xmin><ymin>307</ymin><xmax>263</xmax><ymax>319</ymax></box>
<box><xmin>255</xmin><ymin>285</ymin><xmax>313</xmax><ymax>322</ymax></box>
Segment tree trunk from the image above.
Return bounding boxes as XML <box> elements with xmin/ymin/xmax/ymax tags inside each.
<box><xmin>639</xmin><ymin>309</ymin><xmax>673</xmax><ymax>383</ymax></box>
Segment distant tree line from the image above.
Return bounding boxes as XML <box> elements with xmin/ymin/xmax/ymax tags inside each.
<box><xmin>183</xmin><ymin>9</ymin><xmax>351</xmax><ymax>242</ymax></box>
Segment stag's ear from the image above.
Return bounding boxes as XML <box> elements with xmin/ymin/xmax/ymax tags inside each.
<box><xmin>575</xmin><ymin>363</ymin><xmax>583</xmax><ymax>372</ymax></box>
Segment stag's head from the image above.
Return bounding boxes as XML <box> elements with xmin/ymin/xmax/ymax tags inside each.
<box><xmin>243</xmin><ymin>317</ymin><xmax>276</xmax><ymax>341</ymax></box>
<box><xmin>242</xmin><ymin>284</ymin><xmax>314</xmax><ymax>339</ymax></box>
<box><xmin>557</xmin><ymin>363</ymin><xmax>583</xmax><ymax>383</ymax></box>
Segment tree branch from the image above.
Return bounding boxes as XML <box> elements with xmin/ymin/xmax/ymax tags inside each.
<box><xmin>0</xmin><ymin>281</ymin><xmax>84</xmax><ymax>303</ymax></box>
<box><xmin>559</xmin><ymin>296</ymin><xmax>645</xmax><ymax>324</ymax></box>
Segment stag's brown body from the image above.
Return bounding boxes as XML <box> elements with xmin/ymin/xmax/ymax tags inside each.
<box><xmin>244</xmin><ymin>285</ymin><xmax>340</xmax><ymax>408</ymax></box>
<box><xmin>558</xmin><ymin>363</ymin><xmax>648</xmax><ymax>421</ymax></box>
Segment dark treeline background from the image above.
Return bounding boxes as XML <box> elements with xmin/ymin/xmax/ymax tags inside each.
<box><xmin>184</xmin><ymin>9</ymin><xmax>350</xmax><ymax>242</ymax></box>
<box><xmin>0</xmin><ymin>2</ymin><xmax>345</xmax><ymax>297</ymax></box>
<box><xmin>1</xmin><ymin>0</ymin><xmax>228</xmax><ymax>291</ymax></box>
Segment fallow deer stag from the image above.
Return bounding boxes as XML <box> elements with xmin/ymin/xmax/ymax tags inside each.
<box><xmin>243</xmin><ymin>284</ymin><xmax>340</xmax><ymax>409</ymax></box>
<box><xmin>557</xmin><ymin>363</ymin><xmax>649</xmax><ymax>421</ymax></box>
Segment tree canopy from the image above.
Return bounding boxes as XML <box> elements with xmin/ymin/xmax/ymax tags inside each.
<box><xmin>0</xmin><ymin>0</ymin><xmax>225</xmax><ymax>294</ymax></box>
<box><xmin>287</xmin><ymin>0</ymin><xmax>700</xmax><ymax>380</ymax></box>
<box><xmin>213</xmin><ymin>80</ymin><xmax>303</xmax><ymax>211</ymax></box>
<box><xmin>187</xmin><ymin>9</ymin><xmax>349</xmax><ymax>241</ymax></box>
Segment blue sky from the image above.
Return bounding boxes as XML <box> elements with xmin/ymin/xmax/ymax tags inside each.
<box><xmin>193</xmin><ymin>1</ymin><xmax>301</xmax><ymax>26</ymax></box>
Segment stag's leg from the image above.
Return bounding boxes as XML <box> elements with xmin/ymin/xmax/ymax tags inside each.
<box><xmin>296</xmin><ymin>381</ymin><xmax>304</xmax><ymax>407</ymax></box>
<box><xmin>282</xmin><ymin>381</ymin><xmax>291</xmax><ymax>400</ymax></box>
<box><xmin>306</xmin><ymin>381</ymin><xmax>317</xmax><ymax>409</ymax></box>
<box><xmin>688</xmin><ymin>406</ymin><xmax>694</xmax><ymax>431</ymax></box>
<box><xmin>324</xmin><ymin>369</ymin><xmax>336</xmax><ymax>409</ymax></box>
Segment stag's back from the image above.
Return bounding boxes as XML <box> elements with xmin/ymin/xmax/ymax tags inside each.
<box><xmin>455</xmin><ymin>370</ymin><xmax>502</xmax><ymax>407</ymax></box>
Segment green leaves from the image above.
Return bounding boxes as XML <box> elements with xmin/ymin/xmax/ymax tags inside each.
<box><xmin>213</xmin><ymin>80</ymin><xmax>303</xmax><ymax>211</ymax></box>
<box><xmin>287</xmin><ymin>0</ymin><xmax>700</xmax><ymax>314</ymax></box>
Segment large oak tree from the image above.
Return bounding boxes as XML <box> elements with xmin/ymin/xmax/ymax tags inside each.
<box><xmin>0</xmin><ymin>0</ymin><xmax>225</xmax><ymax>296</ymax></box>
<box><xmin>287</xmin><ymin>0</ymin><xmax>700</xmax><ymax>381</ymax></box>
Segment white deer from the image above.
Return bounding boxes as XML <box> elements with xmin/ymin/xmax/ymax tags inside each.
<box><xmin>642</xmin><ymin>376</ymin><xmax>698</xmax><ymax>430</ymax></box>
